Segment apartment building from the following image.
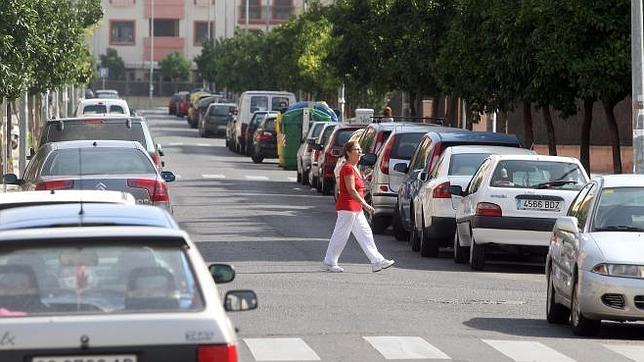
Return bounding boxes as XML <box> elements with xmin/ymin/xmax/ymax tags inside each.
<box><xmin>91</xmin><ymin>0</ymin><xmax>305</xmax><ymax>80</ymax></box>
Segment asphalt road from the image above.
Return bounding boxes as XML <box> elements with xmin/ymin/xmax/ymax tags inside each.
<box><xmin>144</xmin><ymin>109</ymin><xmax>644</xmax><ymax>362</ymax></box>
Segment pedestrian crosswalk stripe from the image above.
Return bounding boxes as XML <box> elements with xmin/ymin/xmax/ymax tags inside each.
<box><xmin>364</xmin><ymin>336</ymin><xmax>450</xmax><ymax>360</ymax></box>
<box><xmin>202</xmin><ymin>174</ymin><xmax>226</xmax><ymax>179</ymax></box>
<box><xmin>244</xmin><ymin>338</ymin><xmax>320</xmax><ymax>361</ymax></box>
<box><xmin>288</xmin><ymin>177</ymin><xmax>297</xmax><ymax>182</ymax></box>
<box><xmin>246</xmin><ymin>176</ymin><xmax>270</xmax><ymax>181</ymax></box>
<box><xmin>483</xmin><ymin>340</ymin><xmax>576</xmax><ymax>362</ymax></box>
<box><xmin>196</xmin><ymin>143</ymin><xmax>211</xmax><ymax>147</ymax></box>
<box><xmin>603</xmin><ymin>344</ymin><xmax>644</xmax><ymax>362</ymax></box>
<box><xmin>165</xmin><ymin>142</ymin><xmax>184</xmax><ymax>146</ymax></box>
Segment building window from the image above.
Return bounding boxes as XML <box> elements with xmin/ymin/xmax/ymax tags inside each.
<box><xmin>273</xmin><ymin>0</ymin><xmax>292</xmax><ymax>20</ymax></box>
<box><xmin>110</xmin><ymin>21</ymin><xmax>135</xmax><ymax>45</ymax></box>
<box><xmin>194</xmin><ymin>22</ymin><xmax>214</xmax><ymax>45</ymax></box>
<box><xmin>151</xmin><ymin>19</ymin><xmax>180</xmax><ymax>37</ymax></box>
<box><xmin>240</xmin><ymin>0</ymin><xmax>262</xmax><ymax>20</ymax></box>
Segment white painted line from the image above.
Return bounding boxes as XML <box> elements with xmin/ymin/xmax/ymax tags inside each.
<box><xmin>603</xmin><ymin>344</ymin><xmax>644</xmax><ymax>362</ymax></box>
<box><xmin>288</xmin><ymin>177</ymin><xmax>297</xmax><ymax>182</ymax></box>
<box><xmin>246</xmin><ymin>175</ymin><xmax>270</xmax><ymax>181</ymax></box>
<box><xmin>483</xmin><ymin>340</ymin><xmax>576</xmax><ymax>362</ymax></box>
<box><xmin>244</xmin><ymin>338</ymin><xmax>320</xmax><ymax>361</ymax></box>
<box><xmin>196</xmin><ymin>143</ymin><xmax>211</xmax><ymax>147</ymax></box>
<box><xmin>164</xmin><ymin>142</ymin><xmax>184</xmax><ymax>147</ymax></box>
<box><xmin>174</xmin><ymin>174</ymin><xmax>183</xmax><ymax>180</ymax></box>
<box><xmin>364</xmin><ymin>336</ymin><xmax>450</xmax><ymax>360</ymax></box>
<box><xmin>202</xmin><ymin>174</ymin><xmax>226</xmax><ymax>179</ymax></box>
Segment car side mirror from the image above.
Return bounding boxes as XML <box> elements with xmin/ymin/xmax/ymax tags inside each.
<box><xmin>156</xmin><ymin>144</ymin><xmax>164</xmax><ymax>156</ymax></box>
<box><xmin>224</xmin><ymin>290</ymin><xmax>258</xmax><ymax>312</ymax></box>
<box><xmin>161</xmin><ymin>171</ymin><xmax>176</xmax><ymax>183</ymax></box>
<box><xmin>312</xmin><ymin>143</ymin><xmax>323</xmax><ymax>151</ymax></box>
<box><xmin>393</xmin><ymin>162</ymin><xmax>408</xmax><ymax>173</ymax></box>
<box><xmin>307</xmin><ymin>138</ymin><xmax>317</xmax><ymax>146</ymax></box>
<box><xmin>556</xmin><ymin>216</ymin><xmax>580</xmax><ymax>234</ymax></box>
<box><xmin>418</xmin><ymin>171</ymin><xmax>427</xmax><ymax>181</ymax></box>
<box><xmin>359</xmin><ymin>153</ymin><xmax>377</xmax><ymax>166</ymax></box>
<box><xmin>3</xmin><ymin>173</ymin><xmax>19</xmax><ymax>185</ymax></box>
<box><xmin>209</xmin><ymin>263</ymin><xmax>236</xmax><ymax>284</ymax></box>
<box><xmin>449</xmin><ymin>185</ymin><xmax>465</xmax><ymax>197</ymax></box>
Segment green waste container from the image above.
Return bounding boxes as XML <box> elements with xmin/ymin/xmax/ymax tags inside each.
<box><xmin>279</xmin><ymin>107</ymin><xmax>333</xmax><ymax>170</ymax></box>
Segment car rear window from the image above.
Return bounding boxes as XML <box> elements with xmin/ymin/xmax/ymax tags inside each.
<box><xmin>490</xmin><ymin>160</ymin><xmax>586</xmax><ymax>189</ymax></box>
<box><xmin>265</xmin><ymin>118</ymin><xmax>276</xmax><ymax>131</ymax></box>
<box><xmin>42</xmin><ymin>148</ymin><xmax>156</xmax><ymax>176</ymax></box>
<box><xmin>109</xmin><ymin>105</ymin><xmax>125</xmax><ymax>114</ymax></box>
<box><xmin>0</xmin><ymin>244</ymin><xmax>204</xmax><ymax>317</ymax></box>
<box><xmin>334</xmin><ymin>129</ymin><xmax>357</xmax><ymax>146</ymax></box>
<box><xmin>390</xmin><ymin>132</ymin><xmax>425</xmax><ymax>159</ymax></box>
<box><xmin>43</xmin><ymin>121</ymin><xmax>147</xmax><ymax>149</ymax></box>
<box><xmin>82</xmin><ymin>104</ymin><xmax>107</xmax><ymax>114</ymax></box>
<box><xmin>210</xmin><ymin>105</ymin><xmax>235</xmax><ymax>116</ymax></box>
<box><xmin>310</xmin><ymin>123</ymin><xmax>325</xmax><ymax>138</ymax></box>
<box><xmin>449</xmin><ymin>153</ymin><xmax>491</xmax><ymax>176</ymax></box>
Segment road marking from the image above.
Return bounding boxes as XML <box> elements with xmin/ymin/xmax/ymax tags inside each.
<box><xmin>165</xmin><ymin>142</ymin><xmax>184</xmax><ymax>146</ymax></box>
<box><xmin>603</xmin><ymin>344</ymin><xmax>644</xmax><ymax>362</ymax></box>
<box><xmin>288</xmin><ymin>177</ymin><xmax>297</xmax><ymax>182</ymax></box>
<box><xmin>483</xmin><ymin>340</ymin><xmax>576</xmax><ymax>362</ymax></box>
<box><xmin>244</xmin><ymin>338</ymin><xmax>320</xmax><ymax>361</ymax></box>
<box><xmin>364</xmin><ymin>336</ymin><xmax>451</xmax><ymax>360</ymax></box>
<box><xmin>174</xmin><ymin>174</ymin><xmax>182</xmax><ymax>180</ymax></box>
<box><xmin>246</xmin><ymin>176</ymin><xmax>270</xmax><ymax>181</ymax></box>
<box><xmin>196</xmin><ymin>143</ymin><xmax>211</xmax><ymax>147</ymax></box>
<box><xmin>202</xmin><ymin>174</ymin><xmax>226</xmax><ymax>179</ymax></box>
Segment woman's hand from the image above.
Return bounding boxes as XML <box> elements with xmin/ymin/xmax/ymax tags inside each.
<box><xmin>363</xmin><ymin>204</ymin><xmax>375</xmax><ymax>214</ymax></box>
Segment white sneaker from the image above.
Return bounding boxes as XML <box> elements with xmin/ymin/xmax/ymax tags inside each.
<box><xmin>372</xmin><ymin>259</ymin><xmax>395</xmax><ymax>272</ymax></box>
<box><xmin>322</xmin><ymin>263</ymin><xmax>344</xmax><ymax>273</ymax></box>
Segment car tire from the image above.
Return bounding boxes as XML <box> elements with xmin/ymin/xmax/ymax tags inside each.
<box><xmin>546</xmin><ymin>270</ymin><xmax>570</xmax><ymax>324</ymax></box>
<box><xmin>409</xmin><ymin>210</ymin><xmax>420</xmax><ymax>252</ymax></box>
<box><xmin>367</xmin><ymin>209</ymin><xmax>389</xmax><ymax>234</ymax></box>
<box><xmin>420</xmin><ymin>215</ymin><xmax>439</xmax><ymax>257</ymax></box>
<box><xmin>570</xmin><ymin>276</ymin><xmax>601</xmax><ymax>336</ymax></box>
<box><xmin>296</xmin><ymin>170</ymin><xmax>302</xmax><ymax>183</ymax></box>
<box><xmin>316</xmin><ymin>175</ymin><xmax>323</xmax><ymax>193</ymax></box>
<box><xmin>252</xmin><ymin>151</ymin><xmax>264</xmax><ymax>164</ymax></box>
<box><xmin>393</xmin><ymin>206</ymin><xmax>409</xmax><ymax>241</ymax></box>
<box><xmin>453</xmin><ymin>231</ymin><xmax>468</xmax><ymax>264</ymax></box>
<box><xmin>469</xmin><ymin>238</ymin><xmax>486</xmax><ymax>271</ymax></box>
<box><xmin>302</xmin><ymin>169</ymin><xmax>310</xmax><ymax>186</ymax></box>
<box><xmin>322</xmin><ymin>179</ymin><xmax>333</xmax><ymax>196</ymax></box>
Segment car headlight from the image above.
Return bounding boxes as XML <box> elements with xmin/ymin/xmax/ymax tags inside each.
<box><xmin>592</xmin><ymin>263</ymin><xmax>644</xmax><ymax>278</ymax></box>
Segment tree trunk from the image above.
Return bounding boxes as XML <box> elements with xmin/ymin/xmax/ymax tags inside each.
<box><xmin>430</xmin><ymin>95</ymin><xmax>440</xmax><ymax>119</ymax></box>
<box><xmin>580</xmin><ymin>98</ymin><xmax>593</xmax><ymax>174</ymax></box>
<box><xmin>522</xmin><ymin>102</ymin><xmax>534</xmax><ymax>149</ymax></box>
<box><xmin>602</xmin><ymin>99</ymin><xmax>622</xmax><ymax>174</ymax></box>
<box><xmin>5</xmin><ymin>101</ymin><xmax>13</xmax><ymax>174</ymax></box>
<box><xmin>409</xmin><ymin>91</ymin><xmax>417</xmax><ymax>118</ymax></box>
<box><xmin>542</xmin><ymin>106</ymin><xmax>557</xmax><ymax>155</ymax></box>
<box><xmin>500</xmin><ymin>111</ymin><xmax>509</xmax><ymax>133</ymax></box>
<box><xmin>446</xmin><ymin>96</ymin><xmax>458</xmax><ymax>127</ymax></box>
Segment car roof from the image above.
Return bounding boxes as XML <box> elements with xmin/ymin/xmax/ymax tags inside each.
<box><xmin>596</xmin><ymin>174</ymin><xmax>644</xmax><ymax>188</ymax></box>
<box><xmin>446</xmin><ymin>145</ymin><xmax>536</xmax><ymax>155</ymax></box>
<box><xmin>45</xmin><ymin>117</ymin><xmax>142</xmax><ymax>124</ymax></box>
<box><xmin>0</xmin><ymin>204</ymin><xmax>178</xmax><ymax>231</ymax></box>
<box><xmin>489</xmin><ymin>154</ymin><xmax>581</xmax><ymax>163</ymax></box>
<box><xmin>0</xmin><ymin>190</ymin><xmax>135</xmax><ymax>210</ymax></box>
<box><xmin>336</xmin><ymin>123</ymin><xmax>367</xmax><ymax>130</ymax></box>
<box><xmin>241</xmin><ymin>90</ymin><xmax>295</xmax><ymax>95</ymax></box>
<box><xmin>46</xmin><ymin>139</ymin><xmax>144</xmax><ymax>150</ymax></box>
<box><xmin>211</xmin><ymin>103</ymin><xmax>237</xmax><ymax>108</ymax></box>
<box><xmin>79</xmin><ymin>98</ymin><xmax>128</xmax><ymax>106</ymax></box>
<box><xmin>95</xmin><ymin>89</ymin><xmax>118</xmax><ymax>94</ymax></box>
<box><xmin>428</xmin><ymin>130</ymin><xmax>521</xmax><ymax>144</ymax></box>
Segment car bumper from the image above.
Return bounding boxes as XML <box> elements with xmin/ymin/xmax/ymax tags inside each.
<box><xmin>579</xmin><ymin>269</ymin><xmax>644</xmax><ymax>321</ymax></box>
<box><xmin>473</xmin><ymin>228</ymin><xmax>550</xmax><ymax>247</ymax></box>
<box><xmin>429</xmin><ymin>217</ymin><xmax>456</xmax><ymax>242</ymax></box>
<box><xmin>372</xmin><ymin>192</ymin><xmax>396</xmax><ymax>216</ymax></box>
<box><xmin>203</xmin><ymin>123</ymin><xmax>228</xmax><ymax>133</ymax></box>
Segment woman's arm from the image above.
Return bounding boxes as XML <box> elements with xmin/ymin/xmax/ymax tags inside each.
<box><xmin>344</xmin><ymin>173</ymin><xmax>375</xmax><ymax>213</ymax></box>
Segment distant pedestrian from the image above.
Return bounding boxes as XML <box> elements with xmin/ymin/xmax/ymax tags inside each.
<box><xmin>382</xmin><ymin>106</ymin><xmax>394</xmax><ymax>122</ymax></box>
<box><xmin>322</xmin><ymin>140</ymin><xmax>395</xmax><ymax>273</ymax></box>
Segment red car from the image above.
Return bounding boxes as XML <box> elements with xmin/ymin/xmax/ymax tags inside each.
<box><xmin>176</xmin><ymin>93</ymin><xmax>190</xmax><ymax>117</ymax></box>
<box><xmin>316</xmin><ymin>124</ymin><xmax>366</xmax><ymax>195</ymax></box>
<box><xmin>168</xmin><ymin>91</ymin><xmax>188</xmax><ymax>115</ymax></box>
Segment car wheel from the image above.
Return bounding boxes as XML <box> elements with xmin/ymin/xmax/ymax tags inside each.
<box><xmin>420</xmin><ymin>215</ymin><xmax>439</xmax><ymax>257</ymax></box>
<box><xmin>322</xmin><ymin>179</ymin><xmax>333</xmax><ymax>196</ymax></box>
<box><xmin>393</xmin><ymin>206</ymin><xmax>409</xmax><ymax>241</ymax></box>
<box><xmin>302</xmin><ymin>169</ymin><xmax>310</xmax><ymax>186</ymax></box>
<box><xmin>570</xmin><ymin>276</ymin><xmax>601</xmax><ymax>336</ymax></box>
<box><xmin>453</xmin><ymin>231</ymin><xmax>468</xmax><ymax>264</ymax></box>
<box><xmin>409</xmin><ymin>210</ymin><xmax>420</xmax><ymax>252</ymax></box>
<box><xmin>252</xmin><ymin>151</ymin><xmax>264</xmax><ymax>163</ymax></box>
<box><xmin>315</xmin><ymin>175</ymin><xmax>323</xmax><ymax>193</ymax></box>
<box><xmin>296</xmin><ymin>170</ymin><xmax>302</xmax><ymax>183</ymax></box>
<box><xmin>469</xmin><ymin>237</ymin><xmax>486</xmax><ymax>271</ymax></box>
<box><xmin>546</xmin><ymin>270</ymin><xmax>570</xmax><ymax>324</ymax></box>
<box><xmin>367</xmin><ymin>207</ymin><xmax>388</xmax><ymax>234</ymax></box>
<box><xmin>190</xmin><ymin>119</ymin><xmax>198</xmax><ymax>129</ymax></box>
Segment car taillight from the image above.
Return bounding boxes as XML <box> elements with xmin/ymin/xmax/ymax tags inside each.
<box><xmin>374</xmin><ymin>132</ymin><xmax>386</xmax><ymax>153</ymax></box>
<box><xmin>127</xmin><ymin>178</ymin><xmax>169</xmax><ymax>202</ymax></box>
<box><xmin>35</xmin><ymin>180</ymin><xmax>74</xmax><ymax>190</ymax></box>
<box><xmin>259</xmin><ymin>131</ymin><xmax>273</xmax><ymax>142</ymax></box>
<box><xmin>150</xmin><ymin>153</ymin><xmax>161</xmax><ymax>167</ymax></box>
<box><xmin>379</xmin><ymin>135</ymin><xmax>396</xmax><ymax>175</ymax></box>
<box><xmin>198</xmin><ymin>344</ymin><xmax>237</xmax><ymax>362</ymax></box>
<box><xmin>432</xmin><ymin>181</ymin><xmax>451</xmax><ymax>198</ymax></box>
<box><xmin>476</xmin><ymin>202</ymin><xmax>502</xmax><ymax>217</ymax></box>
<box><xmin>428</xmin><ymin>144</ymin><xmax>443</xmax><ymax>173</ymax></box>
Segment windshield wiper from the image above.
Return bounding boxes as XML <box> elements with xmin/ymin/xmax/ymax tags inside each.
<box><xmin>594</xmin><ymin>225</ymin><xmax>644</xmax><ymax>232</ymax></box>
<box><xmin>533</xmin><ymin>180</ymin><xmax>578</xmax><ymax>189</ymax></box>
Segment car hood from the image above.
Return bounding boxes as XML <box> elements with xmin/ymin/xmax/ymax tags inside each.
<box><xmin>590</xmin><ymin>232</ymin><xmax>644</xmax><ymax>264</ymax></box>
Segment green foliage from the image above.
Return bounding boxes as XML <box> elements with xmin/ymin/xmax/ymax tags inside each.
<box><xmin>100</xmin><ymin>48</ymin><xmax>126</xmax><ymax>81</ymax></box>
<box><xmin>159</xmin><ymin>52</ymin><xmax>192</xmax><ymax>82</ymax></box>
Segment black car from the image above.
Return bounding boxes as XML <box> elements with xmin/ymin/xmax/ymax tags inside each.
<box><xmin>243</xmin><ymin>111</ymin><xmax>277</xmax><ymax>156</ymax></box>
<box><xmin>251</xmin><ymin>115</ymin><xmax>278</xmax><ymax>163</ymax></box>
<box><xmin>199</xmin><ymin>103</ymin><xmax>237</xmax><ymax>138</ymax></box>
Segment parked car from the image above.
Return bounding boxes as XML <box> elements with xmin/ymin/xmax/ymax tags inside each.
<box><xmin>0</xmin><ymin>190</ymin><xmax>135</xmax><ymax>212</ymax></box>
<box><xmin>94</xmin><ymin>89</ymin><xmax>120</xmax><ymax>99</ymax></box>
<box><xmin>75</xmin><ymin>98</ymin><xmax>130</xmax><ymax>117</ymax></box>
<box><xmin>199</xmin><ymin>103</ymin><xmax>238</xmax><ymax>138</ymax></box>
<box><xmin>187</xmin><ymin>91</ymin><xmax>211</xmax><ymax>128</ymax></box>
<box><xmin>357</xmin><ymin>123</ymin><xmax>442</xmax><ymax>234</ymax></box>
<box><xmin>168</xmin><ymin>91</ymin><xmax>188</xmax><ymax>115</ymax></box>
<box><xmin>297</xmin><ymin>121</ymin><xmax>329</xmax><ymax>185</ymax></box>
<box><xmin>308</xmin><ymin>123</ymin><xmax>338</xmax><ymax>188</ymax></box>
<box><xmin>251</xmin><ymin>115</ymin><xmax>278</xmax><ymax>163</ymax></box>
<box><xmin>195</xmin><ymin>95</ymin><xmax>220</xmax><ymax>131</ymax></box>
<box><xmin>412</xmin><ymin>145</ymin><xmax>535</xmax><ymax>258</ymax></box>
<box><xmin>176</xmin><ymin>92</ymin><xmax>191</xmax><ymax>117</ymax></box>
<box><xmin>4</xmin><ymin>140</ymin><xmax>176</xmax><ymax>211</ymax></box>
<box><xmin>0</xmin><ymin>225</ymin><xmax>256</xmax><ymax>361</ymax></box>
<box><xmin>395</xmin><ymin>130</ymin><xmax>523</xmax><ymax>247</ymax></box>
<box><xmin>316</xmin><ymin>124</ymin><xmax>366</xmax><ymax>195</ymax></box>
<box><xmin>546</xmin><ymin>174</ymin><xmax>644</xmax><ymax>336</ymax></box>
<box><xmin>38</xmin><ymin>116</ymin><xmax>165</xmax><ymax>170</ymax></box>
<box><xmin>452</xmin><ymin>154</ymin><xmax>588</xmax><ymax>270</ymax></box>
<box><xmin>244</xmin><ymin>111</ymin><xmax>278</xmax><ymax>155</ymax></box>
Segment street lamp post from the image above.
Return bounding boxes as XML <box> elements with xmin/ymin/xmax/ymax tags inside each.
<box><xmin>633</xmin><ymin>0</ymin><xmax>644</xmax><ymax>173</ymax></box>
<box><xmin>208</xmin><ymin>0</ymin><xmax>212</xmax><ymax>40</ymax></box>
<box><xmin>246</xmin><ymin>0</ymin><xmax>249</xmax><ymax>30</ymax></box>
<box><xmin>265</xmin><ymin>0</ymin><xmax>270</xmax><ymax>32</ymax></box>
<box><xmin>149</xmin><ymin>0</ymin><xmax>155</xmax><ymax>105</ymax></box>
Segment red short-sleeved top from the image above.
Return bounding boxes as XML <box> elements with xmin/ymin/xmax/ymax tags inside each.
<box><xmin>336</xmin><ymin>163</ymin><xmax>364</xmax><ymax>212</ymax></box>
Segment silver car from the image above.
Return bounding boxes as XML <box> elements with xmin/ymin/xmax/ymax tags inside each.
<box><xmin>546</xmin><ymin>174</ymin><xmax>644</xmax><ymax>336</ymax></box>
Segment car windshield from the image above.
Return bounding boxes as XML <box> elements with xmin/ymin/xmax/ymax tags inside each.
<box><xmin>249</xmin><ymin>113</ymin><xmax>267</xmax><ymax>126</ymax></box>
<box><xmin>449</xmin><ymin>153</ymin><xmax>491</xmax><ymax>176</ymax></box>
<box><xmin>0</xmin><ymin>244</ymin><xmax>204</xmax><ymax>317</ymax></box>
<box><xmin>593</xmin><ymin>187</ymin><xmax>644</xmax><ymax>232</ymax></box>
<box><xmin>44</xmin><ymin>121</ymin><xmax>147</xmax><ymax>148</ymax></box>
<box><xmin>490</xmin><ymin>160</ymin><xmax>585</xmax><ymax>189</ymax></box>
<box><xmin>42</xmin><ymin>148</ymin><xmax>156</xmax><ymax>176</ymax></box>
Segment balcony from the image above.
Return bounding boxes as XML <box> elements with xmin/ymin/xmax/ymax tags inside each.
<box><xmin>238</xmin><ymin>5</ymin><xmax>293</xmax><ymax>25</ymax></box>
<box><xmin>143</xmin><ymin>37</ymin><xmax>185</xmax><ymax>61</ymax></box>
<box><xmin>144</xmin><ymin>0</ymin><xmax>184</xmax><ymax>19</ymax></box>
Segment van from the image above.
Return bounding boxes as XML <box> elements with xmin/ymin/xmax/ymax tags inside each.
<box><xmin>233</xmin><ymin>91</ymin><xmax>296</xmax><ymax>153</ymax></box>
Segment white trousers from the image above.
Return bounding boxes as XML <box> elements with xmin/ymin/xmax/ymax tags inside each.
<box><xmin>324</xmin><ymin>211</ymin><xmax>385</xmax><ymax>265</ymax></box>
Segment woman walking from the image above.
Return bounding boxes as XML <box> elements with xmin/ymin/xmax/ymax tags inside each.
<box><xmin>323</xmin><ymin>140</ymin><xmax>395</xmax><ymax>273</ymax></box>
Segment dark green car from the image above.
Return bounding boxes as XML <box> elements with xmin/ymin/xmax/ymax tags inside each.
<box><xmin>199</xmin><ymin>103</ymin><xmax>238</xmax><ymax>137</ymax></box>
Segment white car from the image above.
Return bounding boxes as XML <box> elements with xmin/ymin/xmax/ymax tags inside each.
<box><xmin>0</xmin><ymin>226</ymin><xmax>256</xmax><ymax>361</ymax></box>
<box><xmin>413</xmin><ymin>146</ymin><xmax>535</xmax><ymax>257</ymax></box>
<box><xmin>452</xmin><ymin>154</ymin><xmax>589</xmax><ymax>270</ymax></box>
<box><xmin>0</xmin><ymin>190</ymin><xmax>135</xmax><ymax>211</ymax></box>
<box><xmin>75</xmin><ymin>98</ymin><xmax>130</xmax><ymax>117</ymax></box>
<box><xmin>546</xmin><ymin>175</ymin><xmax>644</xmax><ymax>336</ymax></box>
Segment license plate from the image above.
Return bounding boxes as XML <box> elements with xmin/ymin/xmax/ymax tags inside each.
<box><xmin>517</xmin><ymin>199</ymin><xmax>561</xmax><ymax>211</ymax></box>
<box><xmin>33</xmin><ymin>355</ymin><xmax>137</xmax><ymax>362</ymax></box>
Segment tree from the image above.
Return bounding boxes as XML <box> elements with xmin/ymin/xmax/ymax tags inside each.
<box><xmin>100</xmin><ymin>48</ymin><xmax>125</xmax><ymax>80</ymax></box>
<box><xmin>159</xmin><ymin>52</ymin><xmax>191</xmax><ymax>82</ymax></box>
